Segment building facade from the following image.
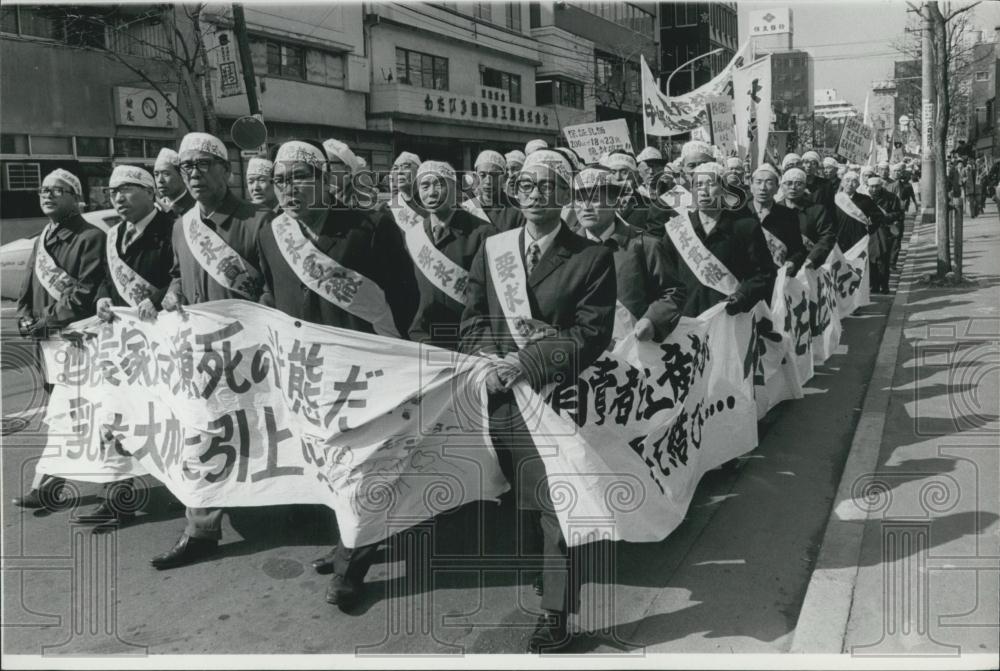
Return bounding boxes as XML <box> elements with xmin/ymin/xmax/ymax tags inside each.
<box><xmin>659</xmin><ymin>2</ymin><xmax>738</xmax><ymax>97</ymax></box>
<box><xmin>770</xmin><ymin>50</ymin><xmax>813</xmax><ymax>118</ymax></box>
<box><xmin>964</xmin><ymin>34</ymin><xmax>999</xmax><ymax>161</ymax></box>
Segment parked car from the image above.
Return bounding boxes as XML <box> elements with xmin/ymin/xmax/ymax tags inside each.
<box><xmin>0</xmin><ymin>209</ymin><xmax>121</xmax><ymax>300</ymax></box>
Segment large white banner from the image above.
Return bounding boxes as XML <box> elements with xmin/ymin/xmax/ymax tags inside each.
<box><xmin>37</xmin><ymin>239</ymin><xmax>871</xmax><ymax>548</ymax></box>
<box><xmin>640</xmin><ymin>41</ymin><xmax>751</xmax><ymax>138</ymax></box>
<box><xmin>733</xmin><ymin>55</ymin><xmax>772</xmax><ymax>166</ymax></box>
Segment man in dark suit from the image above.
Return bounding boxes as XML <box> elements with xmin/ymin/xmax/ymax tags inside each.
<box><xmin>781</xmin><ymin>168</ymin><xmax>838</xmax><ymax>270</ymax></box>
<box><xmin>152</xmin><ymin>132</ymin><xmax>267</xmax><ymax>570</ymax></box>
<box><xmin>660</xmin><ymin>162</ymin><xmax>776</xmax><ymax>318</ymax></box>
<box><xmin>257</xmin><ymin>139</ymin><xmax>417</xmax><ymax>608</ymax></box>
<box><xmin>467</xmin><ymin>150</ymin><xmax>521</xmax><ymax>232</ymax></box>
<box><xmin>408</xmin><ymin>160</ymin><xmax>496</xmax><ymax>348</ymax></box>
<box><xmin>460</xmin><ymin>149</ymin><xmax>616</xmax><ymax>652</ymax></box>
<box><xmin>572</xmin><ymin>166</ymin><xmax>684</xmax><ymax>342</ymax></box>
<box><xmin>76</xmin><ymin>165</ymin><xmax>176</xmax><ymax>526</ymax></box>
<box><xmin>245</xmin><ymin>157</ymin><xmax>279</xmax><ymax>213</ymax></box>
<box><xmin>833</xmin><ymin>171</ymin><xmax>886</xmax><ymax>251</ymax></box>
<box><xmin>746</xmin><ymin>165</ymin><xmax>809</xmax><ymax>275</ymax></box>
<box><xmin>866</xmin><ymin>176</ymin><xmax>903</xmax><ymax>294</ymax></box>
<box><xmin>153</xmin><ymin>148</ymin><xmax>196</xmax><ymax>222</ymax></box>
<box><xmin>14</xmin><ymin>168</ymin><xmax>106</xmax><ymax>510</ymax></box>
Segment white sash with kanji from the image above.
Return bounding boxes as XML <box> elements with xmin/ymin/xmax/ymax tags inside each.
<box><xmin>835</xmin><ymin>191</ymin><xmax>869</xmax><ymax>226</ymax></box>
<box><xmin>484</xmin><ymin>228</ymin><xmax>550</xmax><ymax>350</ymax></box>
<box><xmin>33</xmin><ymin>233</ymin><xmax>74</xmax><ymax>301</ymax></box>
<box><xmin>404</xmin><ymin>222</ymin><xmax>469</xmax><ymax>306</ymax></box>
<box><xmin>182</xmin><ymin>209</ymin><xmax>262</xmax><ymax>300</ymax></box>
<box><xmin>388</xmin><ymin>197</ymin><xmax>425</xmax><ymax>232</ymax></box>
<box><xmin>106</xmin><ymin>224</ymin><xmax>157</xmax><ymax>307</ymax></box>
<box><xmin>271</xmin><ymin>213</ymin><xmax>400</xmax><ymax>338</ymax></box>
<box><xmin>761</xmin><ymin>226</ymin><xmax>789</xmax><ymax>266</ymax></box>
<box><xmin>664</xmin><ymin>210</ymin><xmax>741</xmax><ymax>296</ymax></box>
<box><xmin>461</xmin><ymin>197</ymin><xmax>491</xmax><ymax>223</ymax></box>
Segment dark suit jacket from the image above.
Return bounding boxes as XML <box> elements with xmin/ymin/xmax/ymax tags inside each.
<box><xmin>807</xmin><ymin>175</ymin><xmax>836</xmax><ymax>210</ymax></box>
<box><xmin>460</xmin><ymin>223</ymin><xmax>616</xmax><ymax>392</ymax></box>
<box><xmin>589</xmin><ymin>220</ymin><xmax>684</xmax><ymax>340</ymax></box>
<box><xmin>408</xmin><ymin>209</ymin><xmax>496</xmax><ymax>349</ymax></box>
<box><xmin>258</xmin><ymin>205</ymin><xmax>417</xmax><ymax>336</ymax></box>
<box><xmin>753</xmin><ymin>202</ymin><xmax>810</xmax><ymax>273</ymax></box>
<box><xmin>482</xmin><ymin>194</ymin><xmax>523</xmax><ymax>233</ymax></box>
<box><xmin>834</xmin><ymin>191</ymin><xmax>885</xmax><ymax>251</ymax></box>
<box><xmin>870</xmin><ymin>190</ymin><xmax>904</xmax><ymax>260</ymax></box>
<box><xmin>18</xmin><ymin>213</ymin><xmax>106</xmax><ymax>329</ymax></box>
<box><xmin>97</xmin><ymin>209</ymin><xmax>175</xmax><ymax>308</ymax></box>
<box><xmin>158</xmin><ymin>191</ymin><xmax>196</xmax><ymax>223</ymax></box>
<box><xmin>660</xmin><ymin>208</ymin><xmax>776</xmax><ymax>318</ymax></box>
<box><xmin>167</xmin><ymin>190</ymin><xmax>265</xmax><ymax>305</ymax></box>
<box><xmin>788</xmin><ymin>200</ymin><xmax>837</xmax><ymax>267</ymax></box>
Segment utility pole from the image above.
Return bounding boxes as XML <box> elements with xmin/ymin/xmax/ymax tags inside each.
<box><xmin>232</xmin><ymin>3</ymin><xmax>261</xmax><ymax>117</ymax></box>
<box><xmin>920</xmin><ymin>1</ymin><xmax>936</xmax><ymax>226</ymax></box>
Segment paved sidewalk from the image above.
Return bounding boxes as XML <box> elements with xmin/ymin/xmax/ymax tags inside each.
<box><xmin>793</xmin><ymin>203</ymin><xmax>1000</xmax><ymax>659</ymax></box>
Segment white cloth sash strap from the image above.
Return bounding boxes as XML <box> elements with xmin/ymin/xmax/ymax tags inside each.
<box><xmin>33</xmin><ymin>234</ymin><xmax>73</xmax><ymax>301</ymax></box>
<box><xmin>835</xmin><ymin>191</ymin><xmax>870</xmax><ymax>226</ymax></box>
<box><xmin>271</xmin><ymin>213</ymin><xmax>400</xmax><ymax>338</ymax></box>
<box><xmin>388</xmin><ymin>198</ymin><xmax>425</xmax><ymax>232</ymax></box>
<box><xmin>664</xmin><ymin>209</ymin><xmax>741</xmax><ymax>296</ymax></box>
<box><xmin>106</xmin><ymin>223</ymin><xmax>157</xmax><ymax>307</ymax></box>
<box><xmin>182</xmin><ymin>209</ymin><xmax>262</xmax><ymax>300</ymax></box>
<box><xmin>461</xmin><ymin>197</ymin><xmax>491</xmax><ymax>223</ymax></box>
<box><xmin>761</xmin><ymin>226</ymin><xmax>789</xmax><ymax>266</ymax></box>
<box><xmin>485</xmin><ymin>228</ymin><xmax>551</xmax><ymax>350</ymax></box>
<box><xmin>404</xmin><ymin>222</ymin><xmax>469</xmax><ymax>306</ymax></box>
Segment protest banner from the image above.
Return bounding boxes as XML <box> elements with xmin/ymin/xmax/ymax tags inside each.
<box><xmin>836</xmin><ymin>117</ymin><xmax>875</xmax><ymax>165</ymax></box>
<box><xmin>563</xmin><ymin>119</ymin><xmax>634</xmax><ymax>165</ymax></box>
<box><xmin>733</xmin><ymin>55</ymin><xmax>772</xmax><ymax>166</ymax></box>
<box><xmin>641</xmin><ymin>41</ymin><xmax>751</xmax><ymax>137</ymax></box>
<box><xmin>706</xmin><ymin>95</ymin><xmax>738</xmax><ymax>157</ymax></box>
<box><xmin>37</xmin><ymin>237</ymin><xmax>871</xmax><ymax>548</ymax></box>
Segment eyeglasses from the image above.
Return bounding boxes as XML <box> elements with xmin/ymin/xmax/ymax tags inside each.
<box><xmin>272</xmin><ymin>174</ymin><xmax>318</xmax><ymax>190</ymax></box>
<box><xmin>108</xmin><ymin>184</ymin><xmax>142</xmax><ymax>198</ymax></box>
<box><xmin>38</xmin><ymin>186</ymin><xmax>72</xmax><ymax>197</ymax></box>
<box><xmin>178</xmin><ymin>159</ymin><xmax>221</xmax><ymax>175</ymax></box>
<box><xmin>782</xmin><ymin>180</ymin><xmax>807</xmax><ymax>188</ymax></box>
<box><xmin>246</xmin><ymin>177</ymin><xmax>272</xmax><ymax>187</ymax></box>
<box><xmin>516</xmin><ymin>179</ymin><xmax>555</xmax><ymax>196</ymax></box>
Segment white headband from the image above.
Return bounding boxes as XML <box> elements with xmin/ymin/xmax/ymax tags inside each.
<box><xmin>522</xmin><ymin>149</ymin><xmax>573</xmax><ymax>184</ymax></box>
<box><xmin>154</xmin><ymin>147</ymin><xmax>180</xmax><ymax>170</ymax></box>
<box><xmin>179</xmin><ymin>132</ymin><xmax>227</xmax><ymax>161</ymax></box>
<box><xmin>601</xmin><ymin>152</ymin><xmax>638</xmax><ymax>172</ymax></box>
<box><xmin>393</xmin><ymin>151</ymin><xmax>421</xmax><ymax>169</ymax></box>
<box><xmin>474</xmin><ymin>150</ymin><xmax>506</xmax><ymax>172</ymax></box>
<box><xmin>109</xmin><ymin>165</ymin><xmax>155</xmax><ymax>189</ymax></box>
<box><xmin>322</xmin><ymin>138</ymin><xmax>361</xmax><ymax>173</ymax></box>
<box><xmin>246</xmin><ymin>157</ymin><xmax>274</xmax><ymax>179</ymax></box>
<box><xmin>44</xmin><ymin>168</ymin><xmax>81</xmax><ymax>196</ymax></box>
<box><xmin>417</xmin><ymin>160</ymin><xmax>457</xmax><ymax>182</ymax></box>
<box><xmin>275</xmin><ymin>141</ymin><xmax>327</xmax><ymax>172</ymax></box>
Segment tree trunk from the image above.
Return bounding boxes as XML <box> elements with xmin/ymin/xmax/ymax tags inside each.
<box><xmin>931</xmin><ymin>2</ymin><xmax>952</xmax><ymax>276</ymax></box>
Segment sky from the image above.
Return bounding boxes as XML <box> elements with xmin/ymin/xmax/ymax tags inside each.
<box><xmin>735</xmin><ymin>0</ymin><xmax>1000</xmax><ymax>110</ymax></box>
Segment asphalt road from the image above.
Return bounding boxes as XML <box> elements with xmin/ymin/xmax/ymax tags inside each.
<box><xmin>1</xmin><ymin>284</ymin><xmax>894</xmax><ymax>656</ymax></box>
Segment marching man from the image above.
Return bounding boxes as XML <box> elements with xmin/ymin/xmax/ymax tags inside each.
<box><xmin>746</xmin><ymin>165</ymin><xmax>809</xmax><ymax>274</ymax></box>
<box><xmin>573</xmin><ymin>166</ymin><xmax>684</xmax><ymax>344</ymax></box>
<box><xmin>152</xmin><ymin>132</ymin><xmax>267</xmax><ymax>570</ymax></box>
<box><xmin>463</xmin><ymin>150</ymin><xmax>521</xmax><ymax>232</ymax></box>
<box><xmin>865</xmin><ymin>175</ymin><xmax>903</xmax><ymax>294</ymax></box>
<box><xmin>153</xmin><ymin>148</ymin><xmax>196</xmax><ymax>221</ymax></box>
<box><xmin>245</xmin><ymin>157</ymin><xmax>279</xmax><ymax>214</ymax></box>
<box><xmin>834</xmin><ymin>170</ymin><xmax>886</xmax><ymax>252</ymax></box>
<box><xmin>504</xmin><ymin>150</ymin><xmax>526</xmax><ymax>201</ymax></box>
<box><xmin>257</xmin><ymin>139</ymin><xmax>416</xmax><ymax>608</ymax></box>
<box><xmin>780</xmin><ymin>168</ymin><xmax>838</xmax><ymax>271</ymax></box>
<box><xmin>660</xmin><ymin>162</ymin><xmax>776</xmax><ymax>317</ymax></box>
<box><xmin>81</xmin><ymin>164</ymin><xmax>176</xmax><ymax>526</ymax></box>
<box><xmin>14</xmin><ymin>169</ymin><xmax>106</xmax><ymax>509</ymax></box>
<box><xmin>460</xmin><ymin>149</ymin><xmax>616</xmax><ymax>652</ymax></box>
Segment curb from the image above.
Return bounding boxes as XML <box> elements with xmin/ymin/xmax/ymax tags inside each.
<box><xmin>788</xmin><ymin>213</ymin><xmax>923</xmax><ymax>654</ymax></box>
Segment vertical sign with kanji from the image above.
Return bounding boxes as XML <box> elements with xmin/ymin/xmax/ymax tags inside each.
<box><xmin>208</xmin><ymin>26</ymin><xmax>245</xmax><ymax>99</ymax></box>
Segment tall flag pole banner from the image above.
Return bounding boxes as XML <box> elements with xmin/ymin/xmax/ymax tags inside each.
<box><xmin>641</xmin><ymin>40</ymin><xmax>750</xmax><ymax>138</ymax></box>
<box><xmin>37</xmin><ymin>240</ymin><xmax>871</xmax><ymax>547</ymax></box>
<box><xmin>733</xmin><ymin>55</ymin><xmax>772</xmax><ymax>167</ymax></box>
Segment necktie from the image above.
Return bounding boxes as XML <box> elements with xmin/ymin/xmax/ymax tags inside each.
<box><xmin>526</xmin><ymin>242</ymin><xmax>541</xmax><ymax>275</ymax></box>
<box><xmin>122</xmin><ymin>224</ymin><xmax>137</xmax><ymax>251</ymax></box>
<box><xmin>431</xmin><ymin>221</ymin><xmax>447</xmax><ymax>245</ymax></box>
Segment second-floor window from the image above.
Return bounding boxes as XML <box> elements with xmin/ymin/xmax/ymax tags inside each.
<box><xmin>481</xmin><ymin>66</ymin><xmax>521</xmax><ymax>104</ymax></box>
<box><xmin>396</xmin><ymin>47</ymin><xmax>449</xmax><ymax>91</ymax></box>
<box><xmin>505</xmin><ymin>3</ymin><xmax>522</xmax><ymax>32</ymax></box>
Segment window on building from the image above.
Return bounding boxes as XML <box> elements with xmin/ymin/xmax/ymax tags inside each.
<box><xmin>31</xmin><ymin>136</ymin><xmax>73</xmax><ymax>155</ymax></box>
<box><xmin>114</xmin><ymin>137</ymin><xmax>145</xmax><ymax>158</ymax></box>
<box><xmin>530</xmin><ymin>2</ymin><xmax>540</xmax><ymax>28</ymax></box>
<box><xmin>473</xmin><ymin>2</ymin><xmax>492</xmax><ymax>22</ymax></box>
<box><xmin>76</xmin><ymin>136</ymin><xmax>110</xmax><ymax>157</ymax></box>
<box><xmin>7</xmin><ymin>6</ymin><xmax>108</xmax><ymax>47</ymax></box>
<box><xmin>481</xmin><ymin>66</ymin><xmax>522</xmax><ymax>103</ymax></box>
<box><xmin>396</xmin><ymin>47</ymin><xmax>449</xmax><ymax>90</ymax></box>
<box><xmin>0</xmin><ymin>134</ymin><xmax>29</xmax><ymax>154</ymax></box>
<box><xmin>675</xmin><ymin>3</ymin><xmax>694</xmax><ymax>27</ymax></box>
<box><xmin>5</xmin><ymin>163</ymin><xmax>42</xmax><ymax>191</ymax></box>
<box><xmin>975</xmin><ymin>71</ymin><xmax>990</xmax><ymax>81</ymax></box>
<box><xmin>260</xmin><ymin>39</ymin><xmax>306</xmax><ymax>80</ymax></box>
<box><xmin>560</xmin><ymin>80</ymin><xmax>585</xmax><ymax>108</ymax></box>
<box><xmin>1</xmin><ymin>5</ymin><xmax>18</xmax><ymax>33</ymax></box>
<box><xmin>505</xmin><ymin>3</ymin><xmax>521</xmax><ymax>31</ymax></box>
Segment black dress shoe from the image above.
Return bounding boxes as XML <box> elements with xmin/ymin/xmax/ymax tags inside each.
<box><xmin>527</xmin><ymin>610</ymin><xmax>571</xmax><ymax>653</ymax></box>
<box><xmin>13</xmin><ymin>476</ymin><xmax>68</xmax><ymax>511</ymax></box>
<box><xmin>76</xmin><ymin>501</ymin><xmax>135</xmax><ymax>526</ymax></box>
<box><xmin>325</xmin><ymin>574</ymin><xmax>364</xmax><ymax>610</ymax></box>
<box><xmin>311</xmin><ymin>546</ymin><xmax>338</xmax><ymax>575</ymax></box>
<box><xmin>150</xmin><ymin>534</ymin><xmax>218</xmax><ymax>570</ymax></box>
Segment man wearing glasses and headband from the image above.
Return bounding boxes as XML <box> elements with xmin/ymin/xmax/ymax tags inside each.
<box><xmin>151</xmin><ymin>132</ymin><xmax>267</xmax><ymax>571</ymax></box>
<box><xmin>13</xmin><ymin>168</ymin><xmax>107</xmax><ymax>510</ymax></box>
<box><xmin>460</xmin><ymin>149</ymin><xmax>616</xmax><ymax>652</ymax></box>
<box><xmin>780</xmin><ymin>168</ymin><xmax>837</xmax><ymax>270</ymax></box>
<box><xmin>573</xmin><ymin>166</ymin><xmax>684</xmax><ymax>344</ymax></box>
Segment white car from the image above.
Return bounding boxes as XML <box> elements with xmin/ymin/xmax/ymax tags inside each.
<box><xmin>0</xmin><ymin>209</ymin><xmax>121</xmax><ymax>300</ymax></box>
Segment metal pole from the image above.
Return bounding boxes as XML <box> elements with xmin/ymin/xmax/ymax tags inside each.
<box><xmin>920</xmin><ymin>2</ymin><xmax>936</xmax><ymax>223</ymax></box>
<box><xmin>232</xmin><ymin>3</ymin><xmax>261</xmax><ymax>117</ymax></box>
<box><xmin>665</xmin><ymin>47</ymin><xmax>724</xmax><ymax>97</ymax></box>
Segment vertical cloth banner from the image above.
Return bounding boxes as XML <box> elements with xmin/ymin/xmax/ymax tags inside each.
<box><xmin>37</xmin><ymin>240</ymin><xmax>871</xmax><ymax>548</ymax></box>
<box><xmin>204</xmin><ymin>25</ymin><xmax>245</xmax><ymax>99</ymax></box>
<box><xmin>732</xmin><ymin>55</ymin><xmax>772</xmax><ymax>167</ymax></box>
<box><xmin>641</xmin><ymin>41</ymin><xmax>751</xmax><ymax>138</ymax></box>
